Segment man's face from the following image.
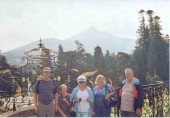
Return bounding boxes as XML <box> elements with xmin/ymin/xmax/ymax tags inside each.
<box><xmin>125</xmin><ymin>70</ymin><xmax>134</xmax><ymax>81</ymax></box>
<box><xmin>43</xmin><ymin>71</ymin><xmax>51</xmax><ymax>79</ymax></box>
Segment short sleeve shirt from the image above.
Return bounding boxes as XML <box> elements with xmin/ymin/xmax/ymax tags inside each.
<box><xmin>58</xmin><ymin>94</ymin><xmax>71</xmax><ymax>117</ymax></box>
<box><xmin>93</xmin><ymin>84</ymin><xmax>116</xmax><ymax>104</ymax></box>
<box><xmin>34</xmin><ymin>79</ymin><xmax>57</xmax><ymax>103</ymax></box>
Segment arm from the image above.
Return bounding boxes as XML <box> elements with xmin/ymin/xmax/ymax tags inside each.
<box><xmin>70</xmin><ymin>88</ymin><xmax>77</xmax><ymax>104</ymax></box>
<box><xmin>63</xmin><ymin>98</ymin><xmax>71</xmax><ymax>106</ymax></box>
<box><xmin>137</xmin><ymin>83</ymin><xmax>144</xmax><ymax>108</ymax></box>
<box><xmin>136</xmin><ymin>83</ymin><xmax>144</xmax><ymax>116</ymax></box>
<box><xmin>54</xmin><ymin>93</ymin><xmax>58</xmax><ymax>112</ymax></box>
<box><xmin>33</xmin><ymin>92</ymin><xmax>38</xmax><ymax>113</ymax></box>
<box><xmin>58</xmin><ymin>106</ymin><xmax>67</xmax><ymax>117</ymax></box>
<box><xmin>88</xmin><ymin>87</ymin><xmax>94</xmax><ymax>116</ymax></box>
<box><xmin>33</xmin><ymin>80</ymin><xmax>39</xmax><ymax>113</ymax></box>
<box><xmin>87</xmin><ymin>87</ymin><xmax>94</xmax><ymax>104</ymax></box>
<box><xmin>105</xmin><ymin>84</ymin><xmax>116</xmax><ymax>99</ymax></box>
<box><xmin>105</xmin><ymin>92</ymin><xmax>115</xmax><ymax>99</ymax></box>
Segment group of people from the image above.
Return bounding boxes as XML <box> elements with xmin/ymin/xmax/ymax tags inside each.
<box><xmin>33</xmin><ymin>67</ymin><xmax>143</xmax><ymax>117</ymax></box>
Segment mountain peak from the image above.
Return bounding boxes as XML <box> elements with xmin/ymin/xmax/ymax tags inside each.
<box><xmin>86</xmin><ymin>26</ymin><xmax>98</xmax><ymax>31</ymax></box>
<box><xmin>83</xmin><ymin>26</ymin><xmax>100</xmax><ymax>34</ymax></box>
<box><xmin>3</xmin><ymin>27</ymin><xmax>135</xmax><ymax>62</ymax></box>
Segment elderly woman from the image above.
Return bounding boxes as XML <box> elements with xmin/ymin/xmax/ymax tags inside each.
<box><xmin>93</xmin><ymin>75</ymin><xmax>116</xmax><ymax>117</ymax></box>
<box><xmin>70</xmin><ymin>75</ymin><xmax>94</xmax><ymax>117</ymax></box>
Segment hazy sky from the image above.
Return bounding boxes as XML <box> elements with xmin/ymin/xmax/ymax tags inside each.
<box><xmin>0</xmin><ymin>0</ymin><xmax>169</xmax><ymax>52</ymax></box>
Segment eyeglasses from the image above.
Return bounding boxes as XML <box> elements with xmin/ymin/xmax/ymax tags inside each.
<box><xmin>79</xmin><ymin>81</ymin><xmax>85</xmax><ymax>84</ymax></box>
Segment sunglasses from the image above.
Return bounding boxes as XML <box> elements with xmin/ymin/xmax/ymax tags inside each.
<box><xmin>79</xmin><ymin>81</ymin><xmax>85</xmax><ymax>84</ymax></box>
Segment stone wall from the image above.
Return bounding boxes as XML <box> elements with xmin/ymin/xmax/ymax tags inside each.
<box><xmin>1</xmin><ymin>106</ymin><xmax>35</xmax><ymax>117</ymax></box>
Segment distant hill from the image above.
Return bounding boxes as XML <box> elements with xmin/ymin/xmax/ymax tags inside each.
<box><xmin>3</xmin><ymin>27</ymin><xmax>136</xmax><ymax>64</ymax></box>
<box><xmin>66</xmin><ymin>27</ymin><xmax>136</xmax><ymax>53</ymax></box>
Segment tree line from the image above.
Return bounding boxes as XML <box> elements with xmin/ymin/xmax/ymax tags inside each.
<box><xmin>56</xmin><ymin>10</ymin><xmax>169</xmax><ymax>86</ymax></box>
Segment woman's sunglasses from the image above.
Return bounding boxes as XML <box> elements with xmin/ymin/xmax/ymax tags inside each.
<box><xmin>79</xmin><ymin>81</ymin><xmax>85</xmax><ymax>84</ymax></box>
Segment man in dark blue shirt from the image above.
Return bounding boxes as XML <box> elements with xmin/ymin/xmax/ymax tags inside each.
<box><xmin>33</xmin><ymin>67</ymin><xmax>58</xmax><ymax>117</ymax></box>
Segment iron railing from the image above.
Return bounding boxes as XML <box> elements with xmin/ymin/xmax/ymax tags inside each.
<box><xmin>111</xmin><ymin>81</ymin><xmax>169</xmax><ymax>117</ymax></box>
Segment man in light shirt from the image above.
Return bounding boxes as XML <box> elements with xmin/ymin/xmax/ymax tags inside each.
<box><xmin>118</xmin><ymin>68</ymin><xmax>144</xmax><ymax>117</ymax></box>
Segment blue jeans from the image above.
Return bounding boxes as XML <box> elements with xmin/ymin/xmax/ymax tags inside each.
<box><xmin>121</xmin><ymin>111</ymin><xmax>139</xmax><ymax>117</ymax></box>
<box><xmin>76</xmin><ymin>112</ymin><xmax>89</xmax><ymax>117</ymax></box>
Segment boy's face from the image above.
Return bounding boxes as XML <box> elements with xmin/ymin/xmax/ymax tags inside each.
<box><xmin>60</xmin><ymin>87</ymin><xmax>67</xmax><ymax>94</ymax></box>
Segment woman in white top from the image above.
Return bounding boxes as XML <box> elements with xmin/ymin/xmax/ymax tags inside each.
<box><xmin>70</xmin><ymin>75</ymin><xmax>94</xmax><ymax>117</ymax></box>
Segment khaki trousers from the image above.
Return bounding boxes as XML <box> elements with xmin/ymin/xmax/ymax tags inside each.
<box><xmin>38</xmin><ymin>101</ymin><xmax>55</xmax><ymax>117</ymax></box>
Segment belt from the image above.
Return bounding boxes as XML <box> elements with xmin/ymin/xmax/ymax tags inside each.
<box><xmin>40</xmin><ymin>101</ymin><xmax>52</xmax><ymax>105</ymax></box>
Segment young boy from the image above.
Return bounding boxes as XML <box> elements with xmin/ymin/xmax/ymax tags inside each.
<box><xmin>58</xmin><ymin>84</ymin><xmax>71</xmax><ymax>117</ymax></box>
